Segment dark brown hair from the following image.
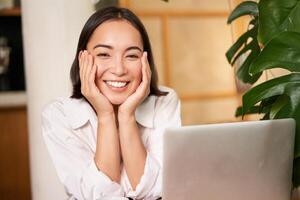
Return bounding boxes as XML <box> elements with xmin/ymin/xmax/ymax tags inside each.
<box><xmin>70</xmin><ymin>6</ymin><xmax>167</xmax><ymax>99</ymax></box>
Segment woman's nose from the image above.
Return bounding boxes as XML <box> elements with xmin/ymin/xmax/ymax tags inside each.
<box><xmin>111</xmin><ymin>58</ymin><xmax>127</xmax><ymax>76</ymax></box>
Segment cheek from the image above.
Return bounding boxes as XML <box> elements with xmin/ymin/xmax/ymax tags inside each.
<box><xmin>129</xmin><ymin>61</ymin><xmax>142</xmax><ymax>83</ymax></box>
<box><xmin>94</xmin><ymin>58</ymin><xmax>109</xmax><ymax>78</ymax></box>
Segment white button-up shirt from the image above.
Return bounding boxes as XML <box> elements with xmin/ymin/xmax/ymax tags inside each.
<box><xmin>41</xmin><ymin>86</ymin><xmax>181</xmax><ymax>200</ymax></box>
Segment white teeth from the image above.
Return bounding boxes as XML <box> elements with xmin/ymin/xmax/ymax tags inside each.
<box><xmin>106</xmin><ymin>81</ymin><xmax>127</xmax><ymax>88</ymax></box>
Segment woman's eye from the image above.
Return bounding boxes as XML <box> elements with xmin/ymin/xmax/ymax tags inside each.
<box><xmin>126</xmin><ymin>54</ymin><xmax>139</xmax><ymax>59</ymax></box>
<box><xmin>97</xmin><ymin>53</ymin><xmax>110</xmax><ymax>58</ymax></box>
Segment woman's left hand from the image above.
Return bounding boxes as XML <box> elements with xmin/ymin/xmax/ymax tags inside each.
<box><xmin>118</xmin><ymin>52</ymin><xmax>151</xmax><ymax>118</ymax></box>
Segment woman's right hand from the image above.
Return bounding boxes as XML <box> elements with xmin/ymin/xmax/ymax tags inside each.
<box><xmin>79</xmin><ymin>50</ymin><xmax>114</xmax><ymax>117</ymax></box>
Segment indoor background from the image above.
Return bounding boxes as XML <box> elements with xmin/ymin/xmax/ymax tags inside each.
<box><xmin>0</xmin><ymin>0</ymin><xmax>291</xmax><ymax>199</ymax></box>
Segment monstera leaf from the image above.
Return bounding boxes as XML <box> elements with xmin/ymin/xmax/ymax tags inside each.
<box><xmin>242</xmin><ymin>73</ymin><xmax>300</xmax><ymax>154</ymax></box>
<box><xmin>241</xmin><ymin>73</ymin><xmax>300</xmax><ymax>186</ymax></box>
<box><xmin>235</xmin><ymin>95</ymin><xmax>281</xmax><ymax>117</ymax></box>
<box><xmin>227</xmin><ymin>7</ymin><xmax>262</xmax><ymax>84</ymax></box>
<box><xmin>250</xmin><ymin>31</ymin><xmax>300</xmax><ymax>74</ymax></box>
<box><xmin>227</xmin><ymin>1</ymin><xmax>258</xmax><ymax>24</ymax></box>
<box><xmin>228</xmin><ymin>0</ymin><xmax>300</xmax><ymax>188</ymax></box>
<box><xmin>258</xmin><ymin>0</ymin><xmax>300</xmax><ymax>44</ymax></box>
<box><xmin>242</xmin><ymin>74</ymin><xmax>300</xmax><ymax>117</ymax></box>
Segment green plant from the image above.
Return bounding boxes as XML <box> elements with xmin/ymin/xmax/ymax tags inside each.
<box><xmin>227</xmin><ymin>0</ymin><xmax>300</xmax><ymax>187</ymax></box>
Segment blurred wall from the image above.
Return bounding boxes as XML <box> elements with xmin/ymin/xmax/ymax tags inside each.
<box><xmin>21</xmin><ymin>0</ymin><xmax>93</xmax><ymax>199</ymax></box>
<box><xmin>120</xmin><ymin>0</ymin><xmax>240</xmax><ymax>125</ymax></box>
<box><xmin>19</xmin><ymin>0</ymin><xmax>297</xmax><ymax>199</ymax></box>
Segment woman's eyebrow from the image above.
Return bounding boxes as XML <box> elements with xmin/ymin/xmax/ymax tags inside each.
<box><xmin>93</xmin><ymin>44</ymin><xmax>142</xmax><ymax>52</ymax></box>
<box><xmin>126</xmin><ymin>46</ymin><xmax>142</xmax><ymax>52</ymax></box>
<box><xmin>93</xmin><ymin>44</ymin><xmax>113</xmax><ymax>49</ymax></box>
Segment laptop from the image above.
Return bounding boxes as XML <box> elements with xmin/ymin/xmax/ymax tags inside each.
<box><xmin>162</xmin><ymin>119</ymin><xmax>295</xmax><ymax>200</ymax></box>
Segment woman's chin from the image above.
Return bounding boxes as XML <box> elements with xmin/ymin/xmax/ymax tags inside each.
<box><xmin>107</xmin><ymin>97</ymin><xmax>126</xmax><ymax>105</ymax></box>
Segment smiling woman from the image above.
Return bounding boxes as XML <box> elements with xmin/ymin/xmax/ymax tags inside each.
<box><xmin>86</xmin><ymin>20</ymin><xmax>144</xmax><ymax>105</ymax></box>
<box><xmin>41</xmin><ymin>6</ymin><xmax>181</xmax><ymax>200</ymax></box>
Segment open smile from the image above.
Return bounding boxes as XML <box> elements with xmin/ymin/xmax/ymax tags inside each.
<box><xmin>104</xmin><ymin>80</ymin><xmax>129</xmax><ymax>89</ymax></box>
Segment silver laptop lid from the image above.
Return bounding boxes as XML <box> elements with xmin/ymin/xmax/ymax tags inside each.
<box><xmin>163</xmin><ymin>119</ymin><xmax>295</xmax><ymax>200</ymax></box>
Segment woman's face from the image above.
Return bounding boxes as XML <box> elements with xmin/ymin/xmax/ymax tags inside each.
<box><xmin>86</xmin><ymin>20</ymin><xmax>143</xmax><ymax>105</ymax></box>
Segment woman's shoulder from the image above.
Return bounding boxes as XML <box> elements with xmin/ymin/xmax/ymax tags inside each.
<box><xmin>152</xmin><ymin>86</ymin><xmax>180</xmax><ymax>115</ymax></box>
<box><xmin>43</xmin><ymin>97</ymin><xmax>73</xmax><ymax>113</ymax></box>
<box><xmin>158</xmin><ymin>85</ymin><xmax>176</xmax><ymax>94</ymax></box>
<box><xmin>156</xmin><ymin>85</ymin><xmax>180</xmax><ymax>104</ymax></box>
<box><xmin>42</xmin><ymin>97</ymin><xmax>85</xmax><ymax>119</ymax></box>
<box><xmin>152</xmin><ymin>86</ymin><xmax>181</xmax><ymax>127</ymax></box>
<box><xmin>41</xmin><ymin>97</ymin><xmax>92</xmax><ymax>139</ymax></box>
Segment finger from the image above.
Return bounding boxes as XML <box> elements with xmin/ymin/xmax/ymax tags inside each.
<box><xmin>81</xmin><ymin>50</ymin><xmax>89</xmax><ymax>95</ymax></box>
<box><xmin>141</xmin><ymin>52</ymin><xmax>146</xmax><ymax>78</ymax></box>
<box><xmin>143</xmin><ymin>52</ymin><xmax>151</xmax><ymax>96</ymax></box>
<box><xmin>79</xmin><ymin>51</ymin><xmax>87</xmax><ymax>94</ymax></box>
<box><xmin>145</xmin><ymin>53</ymin><xmax>151</xmax><ymax>80</ymax></box>
<box><xmin>90</xmin><ymin>64</ymin><xmax>107</xmax><ymax>97</ymax></box>
<box><xmin>82</xmin><ymin>51</ymin><xmax>89</xmax><ymax>81</ymax></box>
<box><xmin>86</xmin><ymin>52</ymin><xmax>91</xmax><ymax>69</ymax></box>
<box><xmin>85</xmin><ymin>53</ymin><xmax>93</xmax><ymax>81</ymax></box>
<box><xmin>88</xmin><ymin>63</ymin><xmax>97</xmax><ymax>86</ymax></box>
<box><xmin>81</xmin><ymin>51</ymin><xmax>88</xmax><ymax>85</ymax></box>
<box><xmin>84</xmin><ymin>54</ymin><xmax>94</xmax><ymax>96</ymax></box>
<box><xmin>142</xmin><ymin>52</ymin><xmax>151</xmax><ymax>80</ymax></box>
<box><xmin>79</xmin><ymin>51</ymin><xmax>84</xmax><ymax>82</ymax></box>
<box><xmin>82</xmin><ymin>50</ymin><xmax>87</xmax><ymax>78</ymax></box>
<box><xmin>142</xmin><ymin>52</ymin><xmax>151</xmax><ymax>83</ymax></box>
<box><xmin>137</xmin><ymin>64</ymin><xmax>148</xmax><ymax>96</ymax></box>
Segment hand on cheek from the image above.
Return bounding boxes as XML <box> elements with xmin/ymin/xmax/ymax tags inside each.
<box><xmin>118</xmin><ymin>51</ymin><xmax>151</xmax><ymax>118</ymax></box>
<box><xmin>79</xmin><ymin>50</ymin><xmax>114</xmax><ymax>117</ymax></box>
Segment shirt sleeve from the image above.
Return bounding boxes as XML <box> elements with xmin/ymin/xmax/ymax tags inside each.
<box><xmin>127</xmin><ymin>88</ymin><xmax>182</xmax><ymax>199</ymax></box>
<box><xmin>41</xmin><ymin>100</ymin><xmax>125</xmax><ymax>200</ymax></box>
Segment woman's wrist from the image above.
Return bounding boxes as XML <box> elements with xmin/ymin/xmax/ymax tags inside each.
<box><xmin>118</xmin><ymin>113</ymin><xmax>136</xmax><ymax>125</ymax></box>
<box><xmin>97</xmin><ymin>111</ymin><xmax>116</xmax><ymax>124</ymax></box>
<box><xmin>118</xmin><ymin>114</ymin><xmax>138</xmax><ymax>140</ymax></box>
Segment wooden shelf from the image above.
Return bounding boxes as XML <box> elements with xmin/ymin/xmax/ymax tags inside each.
<box><xmin>0</xmin><ymin>91</ymin><xmax>26</xmax><ymax>108</ymax></box>
<box><xmin>0</xmin><ymin>7</ymin><xmax>21</xmax><ymax>16</ymax></box>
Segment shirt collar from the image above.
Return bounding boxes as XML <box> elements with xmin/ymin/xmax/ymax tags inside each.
<box><xmin>135</xmin><ymin>95</ymin><xmax>155</xmax><ymax>128</ymax></box>
<box><xmin>66</xmin><ymin>98</ymin><xmax>95</xmax><ymax>130</ymax></box>
<box><xmin>66</xmin><ymin>96</ymin><xmax>156</xmax><ymax>130</ymax></box>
